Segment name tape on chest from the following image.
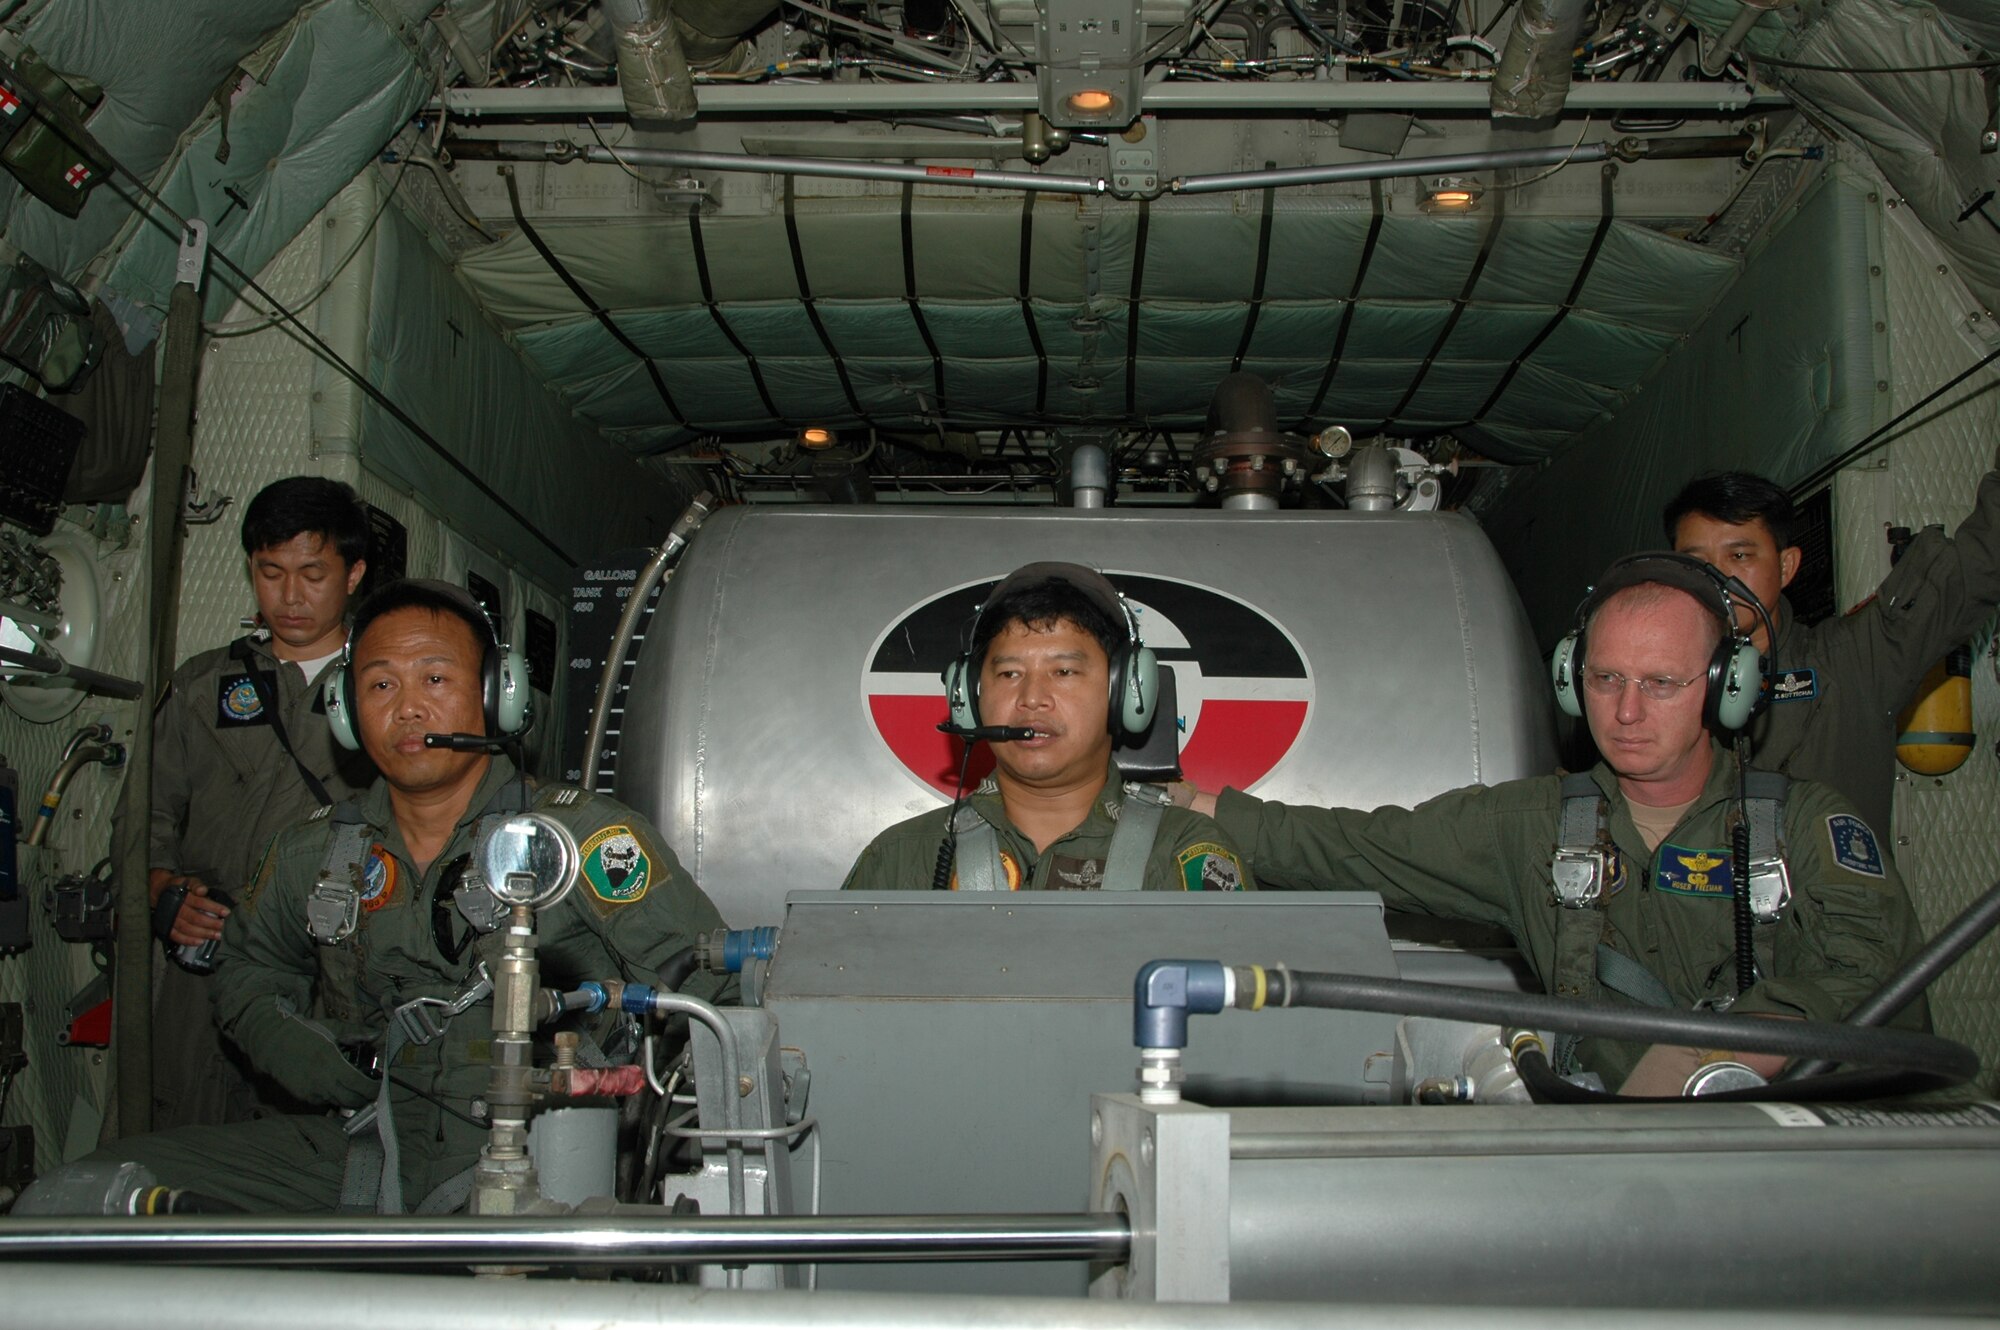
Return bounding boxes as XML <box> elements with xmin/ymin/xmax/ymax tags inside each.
<box><xmin>216</xmin><ymin>674</ymin><xmax>269</xmax><ymax>727</ymax></box>
<box><xmin>1768</xmin><ymin>668</ymin><xmax>1819</xmax><ymax>703</ymax></box>
<box><xmin>1654</xmin><ymin>844</ymin><xmax>1734</xmax><ymax>898</ymax></box>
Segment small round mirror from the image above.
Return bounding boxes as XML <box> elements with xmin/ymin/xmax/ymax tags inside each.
<box><xmin>476</xmin><ymin>813</ymin><xmax>579</xmax><ymax>910</ymax></box>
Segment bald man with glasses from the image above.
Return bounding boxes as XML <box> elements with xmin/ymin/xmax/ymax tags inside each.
<box><xmin>1189</xmin><ymin>556</ymin><xmax>1924</xmax><ymax>1097</ymax></box>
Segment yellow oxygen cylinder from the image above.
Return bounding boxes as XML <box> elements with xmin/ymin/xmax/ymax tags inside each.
<box><xmin>1896</xmin><ymin>643</ymin><xmax>1974</xmax><ymax>775</ymax></box>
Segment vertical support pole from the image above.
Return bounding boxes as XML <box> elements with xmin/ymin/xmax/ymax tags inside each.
<box><xmin>110</xmin><ymin>220</ymin><xmax>208</xmax><ymax>1138</ymax></box>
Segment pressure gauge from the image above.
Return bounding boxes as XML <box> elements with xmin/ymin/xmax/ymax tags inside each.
<box><xmin>475</xmin><ymin>813</ymin><xmax>579</xmax><ymax>911</ymax></box>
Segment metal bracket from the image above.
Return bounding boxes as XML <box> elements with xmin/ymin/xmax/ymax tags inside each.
<box><xmin>392</xmin><ymin>962</ymin><xmax>494</xmax><ymax>1047</ymax></box>
<box><xmin>175</xmin><ymin>219</ymin><xmax>209</xmax><ymax>289</ymax></box>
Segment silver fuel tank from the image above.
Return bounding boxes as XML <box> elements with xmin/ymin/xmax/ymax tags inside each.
<box><xmin>616</xmin><ymin>505</ymin><xmax>1556</xmax><ymax>924</ymax></box>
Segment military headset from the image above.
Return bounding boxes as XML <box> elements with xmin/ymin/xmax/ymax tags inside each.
<box><xmin>323</xmin><ymin>578</ymin><xmax>531</xmax><ymax>751</ymax></box>
<box><xmin>1550</xmin><ymin>552</ymin><xmax>1767</xmax><ymax>733</ymax></box>
<box><xmin>941</xmin><ymin>562</ymin><xmax>1160</xmax><ymax>741</ymax></box>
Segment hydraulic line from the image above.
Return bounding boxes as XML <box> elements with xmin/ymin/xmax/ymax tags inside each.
<box><xmin>1182</xmin><ymin>966</ymin><xmax>1978</xmax><ymax>1087</ymax></box>
<box><xmin>580</xmin><ymin>492</ymin><xmax>713</xmax><ymax>791</ymax></box>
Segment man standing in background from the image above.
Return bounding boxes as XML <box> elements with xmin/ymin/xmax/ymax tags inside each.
<box><xmin>121</xmin><ymin>476</ymin><xmax>376</xmax><ymax>1127</ymax></box>
<box><xmin>1665</xmin><ymin>448</ymin><xmax>2000</xmax><ymax>839</ymax></box>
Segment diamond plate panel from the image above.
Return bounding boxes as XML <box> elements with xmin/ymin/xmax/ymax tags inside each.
<box><xmin>1867</xmin><ymin>187</ymin><xmax>2000</xmax><ymax>1095</ymax></box>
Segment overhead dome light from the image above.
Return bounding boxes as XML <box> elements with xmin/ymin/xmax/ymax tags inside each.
<box><xmin>1065</xmin><ymin>89</ymin><xmax>1116</xmax><ymax>117</ymax></box>
<box><xmin>1420</xmin><ymin>177</ymin><xmax>1485</xmax><ymax>213</ymax></box>
<box><xmin>799</xmin><ymin>426</ymin><xmax>838</xmax><ymax>450</ymax></box>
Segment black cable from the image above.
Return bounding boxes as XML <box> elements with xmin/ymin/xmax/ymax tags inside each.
<box><xmin>929</xmin><ymin>737</ymin><xmax>980</xmax><ymax>890</ymax></box>
<box><xmin>1256</xmin><ymin>968</ymin><xmax>1979</xmax><ymax>1084</ymax></box>
<box><xmin>1732</xmin><ymin>738</ymin><xmax>1755</xmax><ymax>995</ymax></box>
<box><xmin>1752</xmin><ymin>53</ymin><xmax>2000</xmax><ymax>74</ymax></box>
<box><xmin>1787</xmin><ymin>344</ymin><xmax>2000</xmax><ymax>500</ymax></box>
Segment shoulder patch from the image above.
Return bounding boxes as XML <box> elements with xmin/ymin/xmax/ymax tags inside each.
<box><xmin>545</xmin><ymin>787</ymin><xmax>582</xmax><ymax>808</ymax></box>
<box><xmin>358</xmin><ymin>844</ymin><xmax>398</xmax><ymax>912</ymax></box>
<box><xmin>1768</xmin><ymin>668</ymin><xmax>1819</xmax><ymax>703</ymax></box>
<box><xmin>581</xmin><ymin>825</ymin><xmax>652</xmax><ymax>903</ymax></box>
<box><xmin>1655</xmin><ymin>843</ymin><xmax>1733</xmax><ymax>898</ymax></box>
<box><xmin>1826</xmin><ymin>814</ymin><xmax>1885</xmax><ymax>877</ymax></box>
<box><xmin>216</xmin><ymin>674</ymin><xmax>268</xmax><ymax>726</ymax></box>
<box><xmin>1177</xmin><ymin>841</ymin><xmax>1244</xmax><ymax>892</ymax></box>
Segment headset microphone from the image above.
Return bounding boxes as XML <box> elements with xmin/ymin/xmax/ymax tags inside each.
<box><xmin>935</xmin><ymin>722</ymin><xmax>1037</xmax><ymax>742</ymax></box>
<box><xmin>424</xmin><ymin>732</ymin><xmax>512</xmax><ymax>752</ymax></box>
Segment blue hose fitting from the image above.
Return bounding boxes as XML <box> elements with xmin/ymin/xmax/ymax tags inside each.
<box><xmin>720</xmin><ymin>926</ymin><xmax>778</xmax><ymax>974</ymax></box>
<box><xmin>619</xmin><ymin>983</ymin><xmax>657</xmax><ymax>1015</ymax></box>
<box><xmin>1134</xmin><ymin>959</ymin><xmax>1231</xmax><ymax>1049</ymax></box>
<box><xmin>574</xmin><ymin>982</ymin><xmax>610</xmax><ymax>1014</ymax></box>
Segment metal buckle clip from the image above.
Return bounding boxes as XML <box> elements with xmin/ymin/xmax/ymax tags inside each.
<box><xmin>391</xmin><ymin>962</ymin><xmax>494</xmax><ymax>1048</ymax></box>
<box><xmin>1550</xmin><ymin>849</ymin><xmax>1606</xmax><ymax>909</ymax></box>
<box><xmin>305</xmin><ymin>880</ymin><xmax>360</xmax><ymax>945</ymax></box>
<box><xmin>1747</xmin><ymin>857</ymin><xmax>1792</xmax><ymax>924</ymax></box>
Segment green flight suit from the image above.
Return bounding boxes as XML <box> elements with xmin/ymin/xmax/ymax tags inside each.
<box><xmin>120</xmin><ymin>633</ymin><xmax>376</xmax><ymax>1129</ymax></box>
<box><xmin>1742</xmin><ymin>469</ymin><xmax>2000</xmax><ymax>838</ymax></box>
<box><xmin>67</xmin><ymin>757</ymin><xmax>727</xmax><ymax>1214</ymax></box>
<box><xmin>1214</xmin><ymin>747</ymin><xmax>1923</xmax><ymax>1085</ymax></box>
<box><xmin>843</xmin><ymin>760</ymin><xmax>1255</xmax><ymax>892</ymax></box>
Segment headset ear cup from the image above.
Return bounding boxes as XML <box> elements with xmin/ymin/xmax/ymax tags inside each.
<box><xmin>1710</xmin><ymin>640</ymin><xmax>1762</xmax><ymax>732</ymax></box>
<box><xmin>1551</xmin><ymin>633</ymin><xmax>1584</xmax><ymax>719</ymax></box>
<box><xmin>1121</xmin><ymin>645</ymin><xmax>1160</xmax><ymax>738</ymax></box>
<box><xmin>493</xmin><ymin>647</ymin><xmax>531</xmax><ymax>737</ymax></box>
<box><xmin>324</xmin><ymin>667</ymin><xmax>361</xmax><ymax>751</ymax></box>
<box><xmin>942</xmin><ymin>657</ymin><xmax>978</xmax><ymax>731</ymax></box>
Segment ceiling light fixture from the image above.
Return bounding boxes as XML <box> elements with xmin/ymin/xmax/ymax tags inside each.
<box><xmin>1419</xmin><ymin>176</ymin><xmax>1485</xmax><ymax>213</ymax></box>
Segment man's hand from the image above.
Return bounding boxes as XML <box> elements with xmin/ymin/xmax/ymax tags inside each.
<box><xmin>149</xmin><ymin>868</ymin><xmax>231</xmax><ymax>947</ymax></box>
<box><xmin>1619</xmin><ymin>1043</ymin><xmax>1789</xmax><ymax>1097</ymax></box>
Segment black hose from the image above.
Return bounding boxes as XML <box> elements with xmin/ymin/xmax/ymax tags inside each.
<box><xmin>1259</xmin><ymin>968</ymin><xmax>1978</xmax><ymax>1086</ymax></box>
<box><xmin>654</xmin><ymin>945</ymin><xmax>700</xmax><ymax>994</ymax></box>
<box><xmin>1784</xmin><ymin>877</ymin><xmax>2000</xmax><ymax>1081</ymax></box>
<box><xmin>1514</xmin><ymin>1045</ymin><xmax>1951</xmax><ymax>1104</ymax></box>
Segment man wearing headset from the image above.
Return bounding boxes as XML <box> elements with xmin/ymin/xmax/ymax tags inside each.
<box><xmin>843</xmin><ymin>562</ymin><xmax>1254</xmax><ymax>893</ymax></box>
<box><xmin>1666</xmin><ymin>454</ymin><xmax>2000</xmax><ymax>841</ymax></box>
<box><xmin>18</xmin><ymin>579</ymin><xmax>729</xmax><ymax>1214</ymax></box>
<box><xmin>121</xmin><ymin>476</ymin><xmax>378</xmax><ymax>1128</ymax></box>
<box><xmin>1189</xmin><ymin>556</ymin><xmax>1923</xmax><ymax>1095</ymax></box>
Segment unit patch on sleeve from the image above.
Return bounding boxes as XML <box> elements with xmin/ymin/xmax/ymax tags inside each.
<box><xmin>1826</xmin><ymin>814</ymin><xmax>1885</xmax><ymax>878</ymax></box>
<box><xmin>581</xmin><ymin>826</ymin><xmax>652</xmax><ymax>903</ymax></box>
<box><xmin>1655</xmin><ymin>844</ymin><xmax>1733</xmax><ymax>898</ymax></box>
<box><xmin>1768</xmin><ymin>668</ymin><xmax>1819</xmax><ymax>703</ymax></box>
<box><xmin>216</xmin><ymin>674</ymin><xmax>269</xmax><ymax>726</ymax></box>
<box><xmin>358</xmin><ymin>845</ymin><xmax>398</xmax><ymax>912</ymax></box>
<box><xmin>1178</xmin><ymin>842</ymin><xmax>1245</xmax><ymax>892</ymax></box>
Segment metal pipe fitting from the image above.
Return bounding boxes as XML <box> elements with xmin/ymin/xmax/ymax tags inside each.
<box><xmin>1070</xmin><ymin>443</ymin><xmax>1110</xmax><ymax>509</ymax></box>
<box><xmin>1343</xmin><ymin>444</ymin><xmax>1400</xmax><ymax>512</ymax></box>
<box><xmin>26</xmin><ymin>724</ymin><xmax>122</xmax><ymax>848</ymax></box>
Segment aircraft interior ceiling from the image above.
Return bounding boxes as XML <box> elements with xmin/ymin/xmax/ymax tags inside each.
<box><xmin>0</xmin><ymin>0</ymin><xmax>1993</xmax><ymax>508</ymax></box>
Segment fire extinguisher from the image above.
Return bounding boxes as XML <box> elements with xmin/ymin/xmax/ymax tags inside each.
<box><xmin>1889</xmin><ymin>527</ymin><xmax>1975</xmax><ymax>776</ymax></box>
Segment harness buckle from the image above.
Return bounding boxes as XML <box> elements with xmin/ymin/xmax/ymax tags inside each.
<box><xmin>305</xmin><ymin>880</ymin><xmax>360</xmax><ymax>945</ymax></box>
<box><xmin>391</xmin><ymin>962</ymin><xmax>495</xmax><ymax>1048</ymax></box>
<box><xmin>1550</xmin><ymin>848</ymin><xmax>1606</xmax><ymax>909</ymax></box>
<box><xmin>1747</xmin><ymin>857</ymin><xmax>1793</xmax><ymax>924</ymax></box>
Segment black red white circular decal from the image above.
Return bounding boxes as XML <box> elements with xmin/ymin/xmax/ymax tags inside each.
<box><xmin>862</xmin><ymin>574</ymin><xmax>1313</xmax><ymax>796</ymax></box>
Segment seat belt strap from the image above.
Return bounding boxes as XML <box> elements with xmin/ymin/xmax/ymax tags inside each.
<box><xmin>952</xmin><ymin>807</ymin><xmax>1004</xmax><ymax>892</ymax></box>
<box><xmin>1596</xmin><ymin>943</ymin><xmax>1678</xmax><ymax>1009</ymax></box>
<box><xmin>1103</xmin><ymin>784</ymin><xmax>1169</xmax><ymax>892</ymax></box>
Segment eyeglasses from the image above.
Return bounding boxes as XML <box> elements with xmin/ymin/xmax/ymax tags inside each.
<box><xmin>1581</xmin><ymin>669</ymin><xmax>1699</xmax><ymax>702</ymax></box>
